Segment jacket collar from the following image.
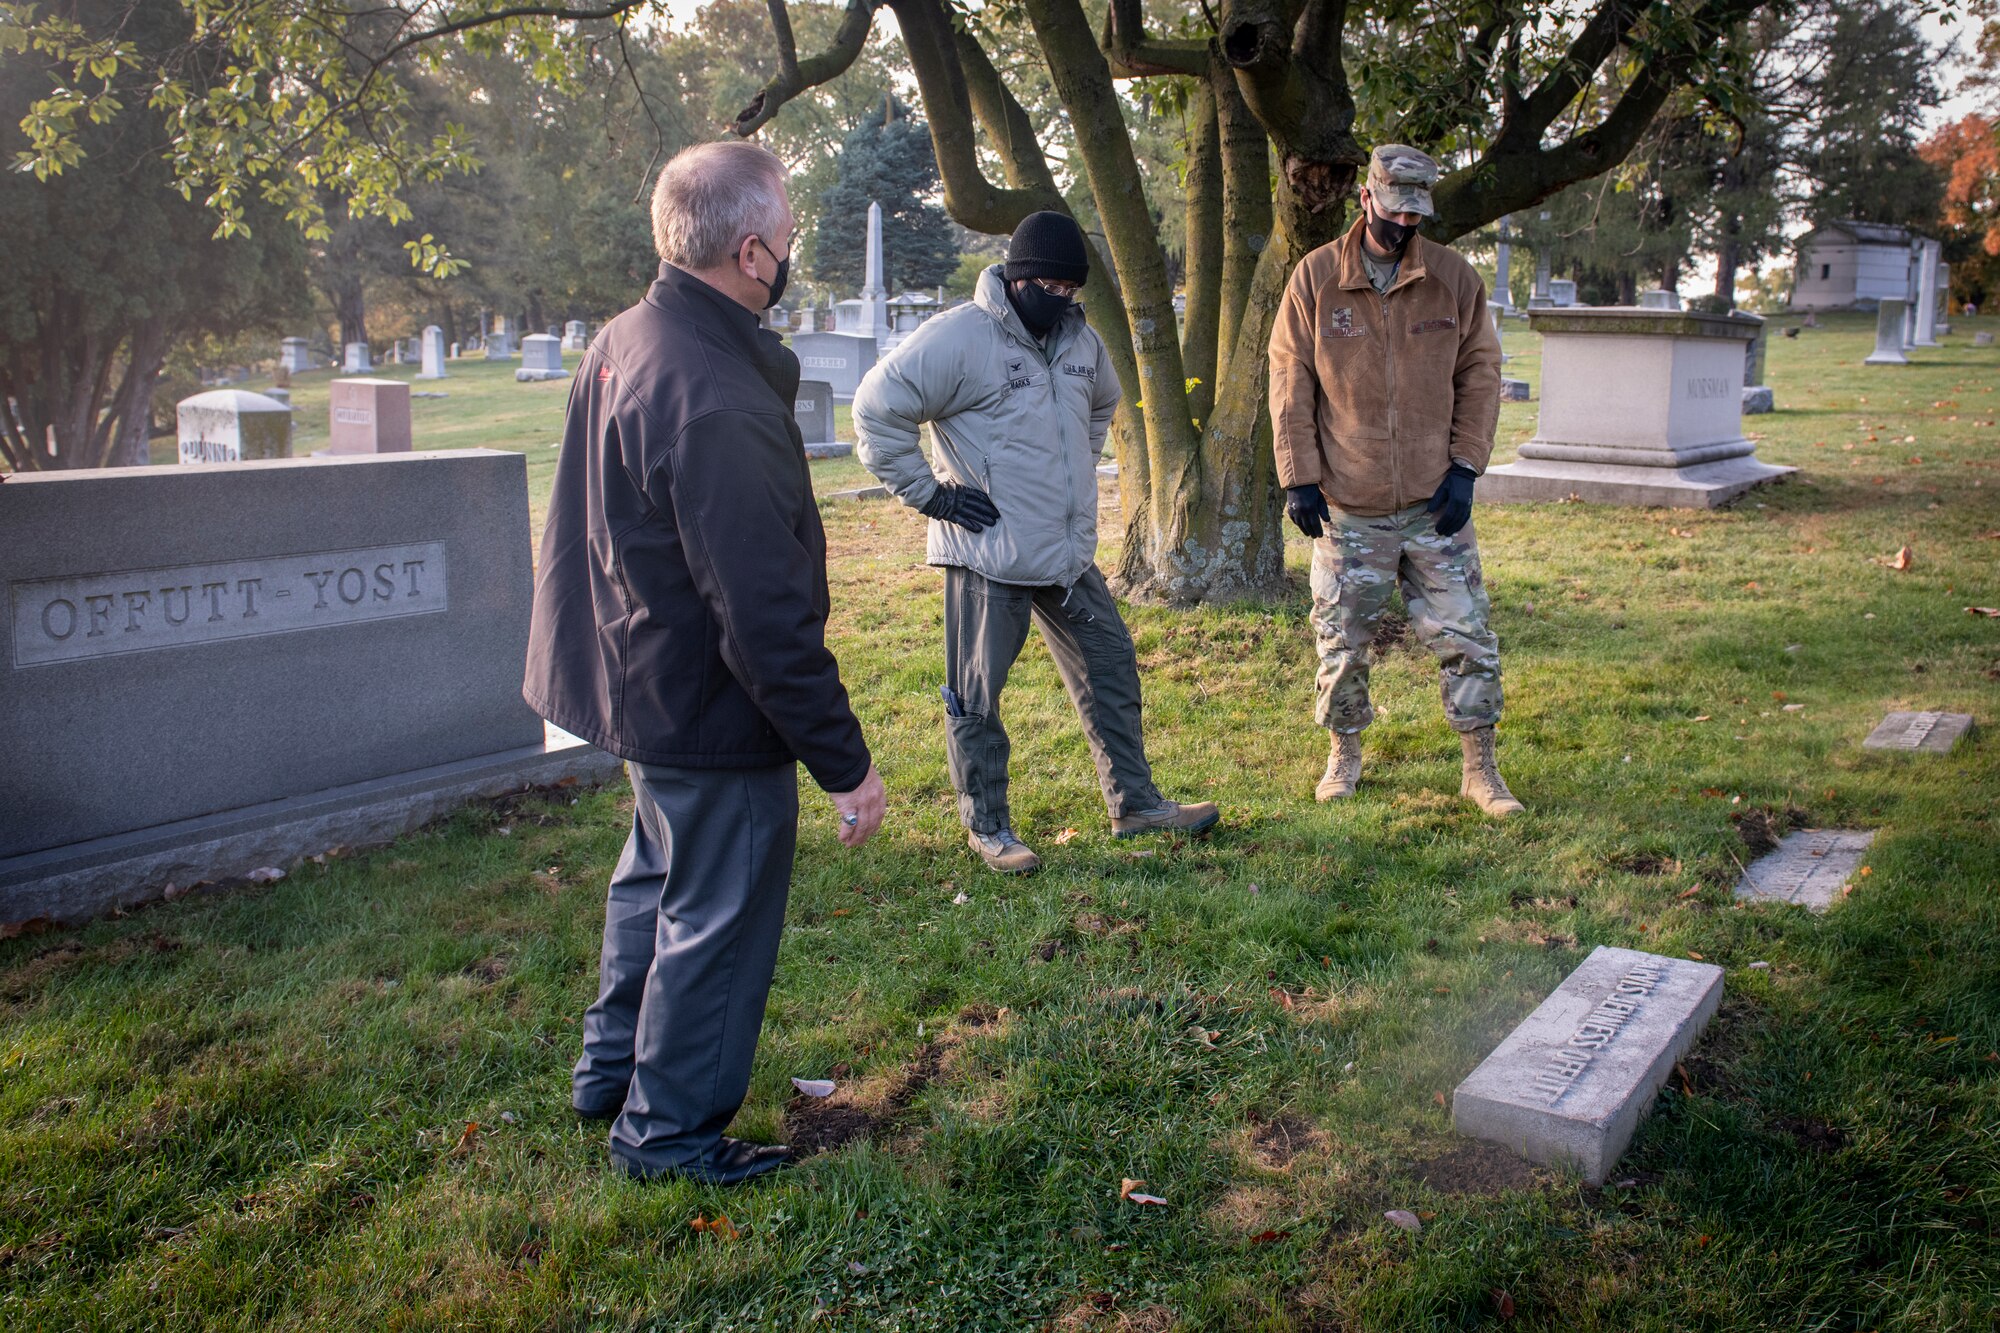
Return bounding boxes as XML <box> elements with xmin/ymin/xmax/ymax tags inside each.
<box><xmin>1329</xmin><ymin>216</ymin><xmax>1431</xmax><ymax>296</ymax></box>
<box><xmin>973</xmin><ymin>263</ymin><xmax>1084</xmax><ymax>352</ymax></box>
<box><xmin>645</xmin><ymin>260</ymin><xmax>796</xmax><ymax>399</ymax></box>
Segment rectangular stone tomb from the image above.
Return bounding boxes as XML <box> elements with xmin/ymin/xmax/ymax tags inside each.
<box><xmin>516</xmin><ymin>334</ymin><xmax>571</xmax><ymax>383</ymax></box>
<box><xmin>1734</xmin><ymin>829</ymin><xmax>1875</xmax><ymax>911</ymax></box>
<box><xmin>1477</xmin><ymin>308</ymin><xmax>1792</xmax><ymax>508</ymax></box>
<box><xmin>0</xmin><ymin>452</ymin><xmax>620</xmax><ymax>925</ymax></box>
<box><xmin>1862</xmin><ymin>710</ymin><xmax>1973</xmax><ymax>754</ymax></box>
<box><xmin>1452</xmin><ymin>946</ymin><xmax>1724</xmax><ymax>1185</ymax></box>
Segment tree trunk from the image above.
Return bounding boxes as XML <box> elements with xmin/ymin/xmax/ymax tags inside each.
<box><xmin>328</xmin><ymin>272</ymin><xmax>367</xmax><ymax>350</ymax></box>
<box><xmin>1213</xmin><ymin>64</ymin><xmax>1271</xmax><ymax>371</ymax></box>
<box><xmin>1181</xmin><ymin>77</ymin><xmax>1223</xmax><ymax>430</ymax></box>
<box><xmin>1713</xmin><ymin>222</ymin><xmax>1742</xmax><ymax>308</ymax></box>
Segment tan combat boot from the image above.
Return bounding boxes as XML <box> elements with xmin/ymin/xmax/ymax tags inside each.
<box><xmin>968</xmin><ymin>827</ymin><xmax>1042</xmax><ymax>874</ymax></box>
<box><xmin>1459</xmin><ymin>726</ymin><xmax>1525</xmax><ymax>817</ymax></box>
<box><xmin>1315</xmin><ymin>732</ymin><xmax>1364</xmax><ymax>802</ymax></box>
<box><xmin>1110</xmin><ymin>799</ymin><xmax>1221</xmax><ymax>839</ymax></box>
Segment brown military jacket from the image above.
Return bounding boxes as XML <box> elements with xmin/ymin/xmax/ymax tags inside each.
<box><xmin>1269</xmin><ymin>218</ymin><xmax>1502</xmax><ymax>515</ymax></box>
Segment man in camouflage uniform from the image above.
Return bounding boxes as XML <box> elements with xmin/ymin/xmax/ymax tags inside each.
<box><xmin>1267</xmin><ymin>145</ymin><xmax>1523</xmax><ymax>816</ymax></box>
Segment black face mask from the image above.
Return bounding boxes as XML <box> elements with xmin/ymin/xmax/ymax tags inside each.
<box><xmin>754</xmin><ymin>238</ymin><xmax>790</xmax><ymax>310</ymax></box>
<box><xmin>1366</xmin><ymin>211</ymin><xmax>1419</xmax><ymax>256</ymax></box>
<box><xmin>1008</xmin><ymin>279</ymin><xmax>1072</xmax><ymax>336</ymax></box>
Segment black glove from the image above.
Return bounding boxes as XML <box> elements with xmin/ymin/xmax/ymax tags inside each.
<box><xmin>1426</xmin><ymin>463</ymin><xmax>1477</xmax><ymax>537</ymax></box>
<box><xmin>920</xmin><ymin>482</ymin><xmax>1000</xmax><ymax>532</ymax></box>
<box><xmin>1285</xmin><ymin>484</ymin><xmax>1330</xmax><ymax>539</ymax></box>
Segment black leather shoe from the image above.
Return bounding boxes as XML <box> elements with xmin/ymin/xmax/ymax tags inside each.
<box><xmin>610</xmin><ymin>1137</ymin><xmax>795</xmax><ymax>1185</ymax></box>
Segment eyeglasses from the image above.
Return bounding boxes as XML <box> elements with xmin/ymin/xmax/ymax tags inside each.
<box><xmin>754</xmin><ymin>227</ymin><xmax>799</xmax><ymax>261</ymax></box>
<box><xmin>1032</xmin><ymin>278</ymin><xmax>1081</xmax><ymax>297</ymax></box>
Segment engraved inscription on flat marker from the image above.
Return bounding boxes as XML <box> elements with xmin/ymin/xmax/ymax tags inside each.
<box><xmin>11</xmin><ymin>542</ymin><xmax>446</xmax><ymax>667</ymax></box>
<box><xmin>1452</xmin><ymin>946</ymin><xmax>1723</xmax><ymax>1185</ymax></box>
<box><xmin>1862</xmin><ymin>710</ymin><xmax>1973</xmax><ymax>754</ymax></box>
<box><xmin>1734</xmin><ymin>828</ymin><xmax>1875</xmax><ymax>911</ymax></box>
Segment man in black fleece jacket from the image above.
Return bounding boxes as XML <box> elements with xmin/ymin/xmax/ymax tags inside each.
<box><xmin>524</xmin><ymin>141</ymin><xmax>883</xmax><ymax>1184</ymax></box>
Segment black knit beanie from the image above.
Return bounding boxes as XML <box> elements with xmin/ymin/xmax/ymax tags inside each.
<box><xmin>1004</xmin><ymin>211</ymin><xmax>1090</xmax><ymax>286</ymax></box>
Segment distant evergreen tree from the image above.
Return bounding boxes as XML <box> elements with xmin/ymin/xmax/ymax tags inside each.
<box><xmin>813</xmin><ymin>95</ymin><xmax>959</xmax><ymax>296</ymax></box>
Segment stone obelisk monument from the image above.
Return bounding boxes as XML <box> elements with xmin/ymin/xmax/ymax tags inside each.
<box><xmin>861</xmin><ymin>200</ymin><xmax>889</xmax><ymax>342</ymax></box>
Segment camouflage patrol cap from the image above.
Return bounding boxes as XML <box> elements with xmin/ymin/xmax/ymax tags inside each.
<box><xmin>1365</xmin><ymin>144</ymin><xmax>1439</xmax><ymax>218</ymax></box>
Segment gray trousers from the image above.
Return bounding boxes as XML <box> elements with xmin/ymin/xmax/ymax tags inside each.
<box><xmin>943</xmin><ymin>563</ymin><xmax>1160</xmax><ymax>834</ymax></box>
<box><xmin>573</xmin><ymin>761</ymin><xmax>798</xmax><ymax>1178</ymax></box>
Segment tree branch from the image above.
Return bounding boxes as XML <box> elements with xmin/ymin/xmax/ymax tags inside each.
<box><xmin>376</xmin><ymin>0</ymin><xmax>655</xmax><ymax>64</ymax></box>
<box><xmin>1491</xmin><ymin>0</ymin><xmax>1646</xmax><ymax>154</ymax></box>
<box><xmin>1102</xmin><ymin>0</ymin><xmax>1210</xmax><ymax>78</ymax></box>
<box><xmin>732</xmin><ymin>0</ymin><xmax>877</xmax><ymax>136</ymax></box>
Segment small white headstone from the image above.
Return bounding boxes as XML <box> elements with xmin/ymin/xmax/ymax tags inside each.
<box><xmin>418</xmin><ymin>326</ymin><xmax>447</xmax><ymax>381</ymax></box>
<box><xmin>1452</xmin><ymin>946</ymin><xmax>1723</xmax><ymax>1185</ymax></box>
<box><xmin>343</xmin><ymin>342</ymin><xmax>372</xmax><ymax>374</ymax></box>
<box><xmin>1734</xmin><ymin>829</ymin><xmax>1875</xmax><ymax>911</ymax></box>
<box><xmin>1862</xmin><ymin>710</ymin><xmax>1973</xmax><ymax>754</ymax></box>
<box><xmin>563</xmin><ymin>319</ymin><xmax>588</xmax><ymax>351</ymax></box>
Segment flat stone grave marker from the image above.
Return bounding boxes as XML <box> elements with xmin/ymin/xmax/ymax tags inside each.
<box><xmin>1734</xmin><ymin>829</ymin><xmax>1875</xmax><ymax>911</ymax></box>
<box><xmin>1452</xmin><ymin>946</ymin><xmax>1723</xmax><ymax>1185</ymax></box>
<box><xmin>1862</xmin><ymin>710</ymin><xmax>1973</xmax><ymax>754</ymax></box>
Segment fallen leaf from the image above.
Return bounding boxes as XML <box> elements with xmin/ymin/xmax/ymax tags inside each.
<box><xmin>847</xmin><ymin>1260</ymin><xmax>868</xmax><ymax>1275</ymax></box>
<box><xmin>1692</xmin><ymin>716</ymin><xmax>1712</xmax><ymax>723</ymax></box>
<box><xmin>1119</xmin><ymin>1177</ymin><xmax>1144</xmax><ymax>1201</ymax></box>
<box><xmin>1783</xmin><ymin>704</ymin><xmax>1804</xmax><ymax>712</ymax></box>
<box><xmin>1248</xmin><ymin>1229</ymin><xmax>1292</xmax><ymax>1245</ymax></box>
<box><xmin>1687</xmin><ymin>951</ymin><xmax>1705</xmax><ymax>960</ymax></box>
<box><xmin>1677</xmin><ymin>886</ymin><xmax>1702</xmax><ymax>900</ymax></box>
<box><xmin>1053</xmin><ymin>827</ymin><xmax>1079</xmax><ymax>845</ymax></box>
<box><xmin>1886</xmin><ymin>546</ymin><xmax>1914</xmax><ymax>571</ymax></box>
<box><xmin>1675</xmin><ymin>1062</ymin><xmax>1694</xmax><ymax>1096</ymax></box>
<box><xmin>1384</xmin><ymin>1209</ymin><xmax>1422</xmax><ymax>1232</ymax></box>
<box><xmin>554</xmin><ymin>775</ymin><xmax>580</xmax><ymax>788</ymax></box>
<box><xmin>691</xmin><ymin>1213</ymin><xmax>741</xmax><ymax>1242</ymax></box>
<box><xmin>446</xmin><ymin>1121</ymin><xmax>480</xmax><ymax>1158</ymax></box>
<box><xmin>1433</xmin><ymin>1091</ymin><xmax>1447</xmax><ymax>1108</ymax></box>
<box><xmin>246</xmin><ymin>866</ymin><xmax>286</xmax><ymax>884</ymax></box>
<box><xmin>1966</xmin><ymin>607</ymin><xmax>2000</xmax><ymax>618</ymax></box>
<box><xmin>1860</xmin><ymin>866</ymin><xmax>1872</xmax><ymax>877</ymax></box>
<box><xmin>1127</xmin><ymin>849</ymin><xmax>1157</xmax><ymax>860</ymax></box>
<box><xmin>1748</xmin><ymin>960</ymin><xmax>1771</xmax><ymax>970</ymax></box>
<box><xmin>1269</xmin><ymin>987</ymin><xmax>1296</xmax><ymax>1010</ymax></box>
<box><xmin>1697</xmin><ymin>1233</ymin><xmax>1712</xmax><ymax>1248</ymax></box>
<box><xmin>791</xmin><ymin>1077</ymin><xmax>836</xmax><ymax>1098</ymax></box>
<box><xmin>1493</xmin><ymin>1288</ymin><xmax>1517</xmax><ymax>1319</ymax></box>
<box><xmin>1126</xmin><ymin>1192</ymin><xmax>1169</xmax><ymax>1206</ymax></box>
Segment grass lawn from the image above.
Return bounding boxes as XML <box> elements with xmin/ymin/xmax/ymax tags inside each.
<box><xmin>15</xmin><ymin>312</ymin><xmax>2000</xmax><ymax>1329</ymax></box>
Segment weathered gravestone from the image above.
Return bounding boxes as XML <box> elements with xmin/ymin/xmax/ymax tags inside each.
<box><xmin>418</xmin><ymin>326</ymin><xmax>447</xmax><ymax>381</ymax></box>
<box><xmin>1866</xmin><ymin>300</ymin><xmax>1910</xmax><ymax>365</ymax></box>
<box><xmin>1862</xmin><ymin>710</ymin><xmax>1974</xmax><ymax>754</ymax></box>
<box><xmin>176</xmin><ymin>390</ymin><xmax>292</xmax><ymax>464</ymax></box>
<box><xmin>279</xmin><ymin>337</ymin><xmax>313</xmax><ymax>374</ymax></box>
<box><xmin>326</xmin><ymin>378</ymin><xmax>412</xmax><ymax>455</ymax></box>
<box><xmin>789</xmin><ymin>330</ymin><xmax>878</xmax><ymax>402</ymax></box>
<box><xmin>563</xmin><ymin>320</ymin><xmax>588</xmax><ymax>351</ymax></box>
<box><xmin>342</xmin><ymin>342</ymin><xmax>373</xmax><ymax>373</ymax></box>
<box><xmin>1452</xmin><ymin>946</ymin><xmax>1724</xmax><ymax>1184</ymax></box>
<box><xmin>1734</xmin><ymin>829</ymin><xmax>1876</xmax><ymax>911</ymax></box>
<box><xmin>1638</xmin><ymin>289</ymin><xmax>1680</xmax><ymax>310</ymax></box>
<box><xmin>0</xmin><ymin>452</ymin><xmax>621</xmax><ymax>925</ymax></box>
<box><xmin>793</xmin><ymin>380</ymin><xmax>847</xmax><ymax>457</ymax></box>
<box><xmin>1501</xmin><ymin>379</ymin><xmax>1531</xmax><ymax>401</ymax></box>
<box><xmin>1548</xmin><ymin>278</ymin><xmax>1578</xmax><ymax>307</ymax></box>
<box><xmin>1741</xmin><ymin>325</ymin><xmax>1773</xmax><ymax>415</ymax></box>
<box><xmin>1477</xmin><ymin>307</ymin><xmax>1791</xmax><ymax>507</ymax></box>
<box><xmin>1975</xmin><ymin>332</ymin><xmax>1994</xmax><ymax>348</ymax></box>
<box><xmin>485</xmin><ymin>317</ymin><xmax>516</xmax><ymax>360</ymax></box>
<box><xmin>516</xmin><ymin>334</ymin><xmax>570</xmax><ymax>383</ymax></box>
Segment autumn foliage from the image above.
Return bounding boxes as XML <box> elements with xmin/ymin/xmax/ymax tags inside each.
<box><xmin>1919</xmin><ymin>114</ymin><xmax>2000</xmax><ymax>306</ymax></box>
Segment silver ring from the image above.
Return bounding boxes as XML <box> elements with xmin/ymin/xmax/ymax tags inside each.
<box><xmin>842</xmin><ymin>814</ymin><xmax>859</xmax><ymax>826</ymax></box>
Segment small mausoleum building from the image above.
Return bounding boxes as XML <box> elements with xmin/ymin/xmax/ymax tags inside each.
<box><xmin>1788</xmin><ymin>221</ymin><xmax>1934</xmax><ymax>312</ymax></box>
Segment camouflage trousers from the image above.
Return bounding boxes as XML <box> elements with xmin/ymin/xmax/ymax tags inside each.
<box><xmin>1308</xmin><ymin>503</ymin><xmax>1502</xmax><ymax>735</ymax></box>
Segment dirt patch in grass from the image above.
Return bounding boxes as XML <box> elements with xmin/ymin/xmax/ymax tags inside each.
<box><xmin>463</xmin><ymin>955</ymin><xmax>510</xmax><ymax>984</ymax></box>
<box><xmin>788</xmin><ymin>1016</ymin><xmax>996</xmax><ymax>1156</ymax></box>
<box><xmin>1206</xmin><ymin>1182</ymin><xmax>1292</xmax><ymax>1236</ymax></box>
<box><xmin>1246</xmin><ymin>1111</ymin><xmax>1330</xmax><ymax>1170</ymax></box>
<box><xmin>1731</xmin><ymin>803</ymin><xmax>1812</xmax><ymax>858</ymax></box>
<box><xmin>1773</xmin><ymin>1115</ymin><xmax>1847</xmax><ymax>1153</ymax></box>
<box><xmin>1050</xmin><ymin>1297</ymin><xmax>1177</xmax><ymax>1331</ymax></box>
<box><xmin>1611</xmin><ymin>852</ymin><xmax>1679</xmax><ymax>876</ymax></box>
<box><xmin>1408</xmin><ymin>1142</ymin><xmax>1543</xmax><ymax>1196</ymax></box>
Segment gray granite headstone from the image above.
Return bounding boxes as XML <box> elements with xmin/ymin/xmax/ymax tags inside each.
<box><xmin>279</xmin><ymin>337</ymin><xmax>312</xmax><ymax>374</ymax></box>
<box><xmin>1862</xmin><ymin>710</ymin><xmax>1973</xmax><ymax>754</ymax></box>
<box><xmin>1452</xmin><ymin>946</ymin><xmax>1723</xmax><ymax>1185</ymax></box>
<box><xmin>343</xmin><ymin>342</ymin><xmax>372</xmax><ymax>373</ymax></box>
<box><xmin>515</xmin><ymin>334</ymin><xmax>570</xmax><ymax>383</ymax></box>
<box><xmin>563</xmin><ymin>320</ymin><xmax>588</xmax><ymax>351</ymax></box>
<box><xmin>0</xmin><ymin>452</ymin><xmax>619</xmax><ymax>925</ymax></box>
<box><xmin>1500</xmin><ymin>379</ymin><xmax>1530</xmax><ymax>401</ymax></box>
<box><xmin>1734</xmin><ymin>829</ymin><xmax>1876</xmax><ymax>910</ymax></box>
<box><xmin>793</xmin><ymin>379</ymin><xmax>845</xmax><ymax>457</ymax></box>
<box><xmin>789</xmin><ymin>330</ymin><xmax>878</xmax><ymax>402</ymax></box>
